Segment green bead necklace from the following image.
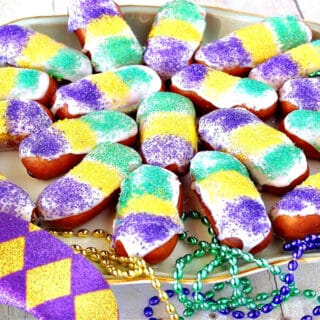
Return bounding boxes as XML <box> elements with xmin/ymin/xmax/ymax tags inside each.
<box><xmin>144</xmin><ymin>211</ymin><xmax>320</xmax><ymax>320</ymax></box>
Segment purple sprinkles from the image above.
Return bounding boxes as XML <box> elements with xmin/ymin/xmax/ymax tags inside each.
<box><xmin>68</xmin><ymin>0</ymin><xmax>121</xmax><ymax>31</ymax></box>
<box><xmin>0</xmin><ymin>25</ymin><xmax>33</xmax><ymax>64</ymax></box>
<box><xmin>114</xmin><ymin>212</ymin><xmax>182</xmax><ymax>252</ymax></box>
<box><xmin>221</xmin><ymin>197</ymin><xmax>270</xmax><ymax>237</ymax></box>
<box><xmin>144</xmin><ymin>36</ymin><xmax>194</xmax><ymax>79</ymax></box>
<box><xmin>6</xmin><ymin>100</ymin><xmax>52</xmax><ymax>136</ymax></box>
<box><xmin>196</xmin><ymin>35</ymin><xmax>251</xmax><ymax>69</ymax></box>
<box><xmin>37</xmin><ymin>177</ymin><xmax>101</xmax><ymax>219</ymax></box>
<box><xmin>274</xmin><ymin>187</ymin><xmax>320</xmax><ymax>212</ymax></box>
<box><xmin>141</xmin><ymin>135</ymin><xmax>194</xmax><ymax>169</ymax></box>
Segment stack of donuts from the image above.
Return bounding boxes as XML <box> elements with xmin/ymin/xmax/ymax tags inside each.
<box><xmin>1</xmin><ymin>1</ymin><xmax>320</xmax><ymax>316</ymax></box>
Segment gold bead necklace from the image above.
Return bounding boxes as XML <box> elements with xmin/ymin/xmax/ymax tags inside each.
<box><xmin>50</xmin><ymin>228</ymin><xmax>179</xmax><ymax>320</ymax></box>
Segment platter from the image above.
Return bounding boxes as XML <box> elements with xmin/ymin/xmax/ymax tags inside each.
<box><xmin>1</xmin><ymin>5</ymin><xmax>320</xmax><ymax>285</ymax></box>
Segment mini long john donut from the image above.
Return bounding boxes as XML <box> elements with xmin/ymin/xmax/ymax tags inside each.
<box><xmin>170</xmin><ymin>63</ymin><xmax>278</xmax><ymax>119</ymax></box>
<box><xmin>113</xmin><ymin>164</ymin><xmax>184</xmax><ymax>264</ymax></box>
<box><xmin>0</xmin><ymin>67</ymin><xmax>56</xmax><ymax>105</ymax></box>
<box><xmin>51</xmin><ymin>65</ymin><xmax>162</xmax><ymax>118</ymax></box>
<box><xmin>270</xmin><ymin>173</ymin><xmax>320</xmax><ymax>240</ymax></box>
<box><xmin>0</xmin><ymin>212</ymin><xmax>118</xmax><ymax>320</ymax></box>
<box><xmin>198</xmin><ymin>108</ymin><xmax>309</xmax><ymax>194</ymax></box>
<box><xmin>279</xmin><ymin>77</ymin><xmax>320</xmax><ymax>115</ymax></box>
<box><xmin>195</xmin><ymin>15</ymin><xmax>311</xmax><ymax>76</ymax></box>
<box><xmin>0</xmin><ymin>174</ymin><xmax>35</xmax><ymax>222</ymax></box>
<box><xmin>19</xmin><ymin>110</ymin><xmax>138</xmax><ymax>179</ymax></box>
<box><xmin>143</xmin><ymin>0</ymin><xmax>206</xmax><ymax>80</ymax></box>
<box><xmin>249</xmin><ymin>40</ymin><xmax>320</xmax><ymax>89</ymax></box>
<box><xmin>136</xmin><ymin>91</ymin><xmax>197</xmax><ymax>174</ymax></box>
<box><xmin>36</xmin><ymin>142</ymin><xmax>142</xmax><ymax>229</ymax></box>
<box><xmin>0</xmin><ymin>99</ymin><xmax>53</xmax><ymax>149</ymax></box>
<box><xmin>0</xmin><ymin>24</ymin><xmax>92</xmax><ymax>82</ymax></box>
<box><xmin>190</xmin><ymin>151</ymin><xmax>272</xmax><ymax>253</ymax></box>
<box><xmin>280</xmin><ymin>110</ymin><xmax>320</xmax><ymax>159</ymax></box>
<box><xmin>68</xmin><ymin>0</ymin><xmax>143</xmax><ymax>72</ymax></box>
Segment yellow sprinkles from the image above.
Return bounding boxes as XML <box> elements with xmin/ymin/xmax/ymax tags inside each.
<box><xmin>149</xmin><ymin>19</ymin><xmax>202</xmax><ymax>42</ymax></box>
<box><xmin>87</xmin><ymin>15</ymin><xmax>128</xmax><ymax>37</ymax></box>
<box><xmin>301</xmin><ymin>172</ymin><xmax>320</xmax><ymax>190</ymax></box>
<box><xmin>17</xmin><ymin>33</ymin><xmax>63</xmax><ymax>67</ymax></box>
<box><xmin>117</xmin><ymin>194</ymin><xmax>178</xmax><ymax>217</ymax></box>
<box><xmin>53</xmin><ymin>120</ymin><xmax>97</xmax><ymax>153</ymax></box>
<box><xmin>140</xmin><ymin>112</ymin><xmax>197</xmax><ymax>148</ymax></box>
<box><xmin>0</xmin><ymin>101</ymin><xmax>8</xmax><ymax>143</ymax></box>
<box><xmin>235</xmin><ymin>23</ymin><xmax>277</xmax><ymax>64</ymax></box>
<box><xmin>289</xmin><ymin>43</ymin><xmax>320</xmax><ymax>72</ymax></box>
<box><xmin>0</xmin><ymin>68</ymin><xmax>18</xmax><ymax>97</ymax></box>
<box><xmin>198</xmin><ymin>171</ymin><xmax>260</xmax><ymax>203</ymax></box>
<box><xmin>70</xmin><ymin>161</ymin><xmax>123</xmax><ymax>195</ymax></box>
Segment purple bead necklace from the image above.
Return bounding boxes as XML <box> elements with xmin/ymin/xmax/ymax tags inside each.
<box><xmin>143</xmin><ymin>211</ymin><xmax>320</xmax><ymax>320</ymax></box>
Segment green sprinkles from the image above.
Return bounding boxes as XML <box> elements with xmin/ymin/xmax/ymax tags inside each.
<box><xmin>118</xmin><ymin>165</ymin><xmax>174</xmax><ymax>210</ymax></box>
<box><xmin>268</xmin><ymin>15</ymin><xmax>309</xmax><ymax>51</ymax></box>
<box><xmin>158</xmin><ymin>0</ymin><xmax>205</xmax><ymax>25</ymax></box>
<box><xmin>136</xmin><ymin>92</ymin><xmax>195</xmax><ymax>124</ymax></box>
<box><xmin>261</xmin><ymin>145</ymin><xmax>304</xmax><ymax>179</ymax></box>
<box><xmin>16</xmin><ymin>69</ymin><xmax>40</xmax><ymax>92</ymax></box>
<box><xmin>190</xmin><ymin>151</ymin><xmax>249</xmax><ymax>182</ymax></box>
<box><xmin>87</xmin><ymin>142</ymin><xmax>142</xmax><ymax>176</ymax></box>
<box><xmin>47</xmin><ymin>48</ymin><xmax>82</xmax><ymax>78</ymax></box>
<box><xmin>82</xmin><ymin>110</ymin><xmax>136</xmax><ymax>141</ymax></box>
<box><xmin>116</xmin><ymin>64</ymin><xmax>153</xmax><ymax>88</ymax></box>
<box><xmin>236</xmin><ymin>78</ymin><xmax>273</xmax><ymax>97</ymax></box>
<box><xmin>94</xmin><ymin>36</ymin><xmax>142</xmax><ymax>70</ymax></box>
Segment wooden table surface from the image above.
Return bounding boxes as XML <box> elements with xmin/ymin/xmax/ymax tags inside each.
<box><xmin>0</xmin><ymin>1</ymin><xmax>320</xmax><ymax>319</ymax></box>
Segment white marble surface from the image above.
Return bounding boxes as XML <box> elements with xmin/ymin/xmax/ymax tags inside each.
<box><xmin>0</xmin><ymin>0</ymin><xmax>320</xmax><ymax>319</ymax></box>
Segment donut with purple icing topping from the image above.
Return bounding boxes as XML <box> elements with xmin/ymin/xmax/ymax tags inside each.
<box><xmin>19</xmin><ymin>110</ymin><xmax>138</xmax><ymax>180</ymax></box>
<box><xmin>68</xmin><ymin>0</ymin><xmax>143</xmax><ymax>72</ymax></box>
<box><xmin>36</xmin><ymin>142</ymin><xmax>142</xmax><ymax>229</ymax></box>
<box><xmin>113</xmin><ymin>164</ymin><xmax>184</xmax><ymax>264</ymax></box>
<box><xmin>136</xmin><ymin>91</ymin><xmax>197</xmax><ymax>175</ymax></box>
<box><xmin>190</xmin><ymin>151</ymin><xmax>272</xmax><ymax>254</ymax></box>
<box><xmin>0</xmin><ymin>99</ymin><xmax>53</xmax><ymax>149</ymax></box>
<box><xmin>143</xmin><ymin>0</ymin><xmax>206</xmax><ymax>80</ymax></box>
<box><xmin>270</xmin><ymin>172</ymin><xmax>320</xmax><ymax>240</ymax></box>
<box><xmin>279</xmin><ymin>77</ymin><xmax>320</xmax><ymax>116</ymax></box>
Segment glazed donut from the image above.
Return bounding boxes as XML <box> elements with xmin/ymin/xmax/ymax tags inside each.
<box><xmin>170</xmin><ymin>63</ymin><xmax>278</xmax><ymax>119</ymax></box>
<box><xmin>19</xmin><ymin>110</ymin><xmax>138</xmax><ymax>179</ymax></box>
<box><xmin>36</xmin><ymin>142</ymin><xmax>142</xmax><ymax>229</ymax></box>
<box><xmin>0</xmin><ymin>67</ymin><xmax>56</xmax><ymax>105</ymax></box>
<box><xmin>198</xmin><ymin>108</ymin><xmax>309</xmax><ymax>195</ymax></box>
<box><xmin>0</xmin><ymin>212</ymin><xmax>118</xmax><ymax>320</ymax></box>
<box><xmin>136</xmin><ymin>91</ymin><xmax>197</xmax><ymax>175</ymax></box>
<box><xmin>51</xmin><ymin>65</ymin><xmax>162</xmax><ymax>119</ymax></box>
<box><xmin>113</xmin><ymin>164</ymin><xmax>184</xmax><ymax>264</ymax></box>
<box><xmin>0</xmin><ymin>24</ymin><xmax>92</xmax><ymax>82</ymax></box>
<box><xmin>190</xmin><ymin>151</ymin><xmax>272</xmax><ymax>254</ymax></box>
<box><xmin>0</xmin><ymin>99</ymin><xmax>53</xmax><ymax>149</ymax></box>
<box><xmin>0</xmin><ymin>174</ymin><xmax>35</xmax><ymax>222</ymax></box>
<box><xmin>249</xmin><ymin>40</ymin><xmax>320</xmax><ymax>89</ymax></box>
<box><xmin>143</xmin><ymin>0</ymin><xmax>206</xmax><ymax>80</ymax></box>
<box><xmin>269</xmin><ymin>172</ymin><xmax>320</xmax><ymax>240</ymax></box>
<box><xmin>280</xmin><ymin>109</ymin><xmax>320</xmax><ymax>159</ymax></box>
<box><xmin>279</xmin><ymin>77</ymin><xmax>320</xmax><ymax>116</ymax></box>
<box><xmin>195</xmin><ymin>15</ymin><xmax>311</xmax><ymax>76</ymax></box>
<box><xmin>68</xmin><ymin>0</ymin><xmax>143</xmax><ymax>72</ymax></box>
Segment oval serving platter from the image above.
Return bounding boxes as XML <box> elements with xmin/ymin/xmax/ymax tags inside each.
<box><xmin>1</xmin><ymin>5</ymin><xmax>320</xmax><ymax>285</ymax></box>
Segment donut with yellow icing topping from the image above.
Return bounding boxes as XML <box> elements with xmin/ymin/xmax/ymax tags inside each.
<box><xmin>0</xmin><ymin>24</ymin><xmax>92</xmax><ymax>82</ymax></box>
<box><xmin>113</xmin><ymin>164</ymin><xmax>184</xmax><ymax>264</ymax></box>
<box><xmin>195</xmin><ymin>15</ymin><xmax>311</xmax><ymax>76</ymax></box>
<box><xmin>190</xmin><ymin>151</ymin><xmax>272</xmax><ymax>254</ymax></box>
<box><xmin>68</xmin><ymin>0</ymin><xmax>143</xmax><ymax>72</ymax></box>
<box><xmin>19</xmin><ymin>110</ymin><xmax>138</xmax><ymax>179</ymax></box>
<box><xmin>36</xmin><ymin>142</ymin><xmax>142</xmax><ymax>229</ymax></box>
<box><xmin>0</xmin><ymin>99</ymin><xmax>53</xmax><ymax>149</ymax></box>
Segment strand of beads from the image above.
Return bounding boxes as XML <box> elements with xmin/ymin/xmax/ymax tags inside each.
<box><xmin>143</xmin><ymin>211</ymin><xmax>320</xmax><ymax>320</ymax></box>
<box><xmin>49</xmin><ymin>228</ymin><xmax>181</xmax><ymax>320</ymax></box>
